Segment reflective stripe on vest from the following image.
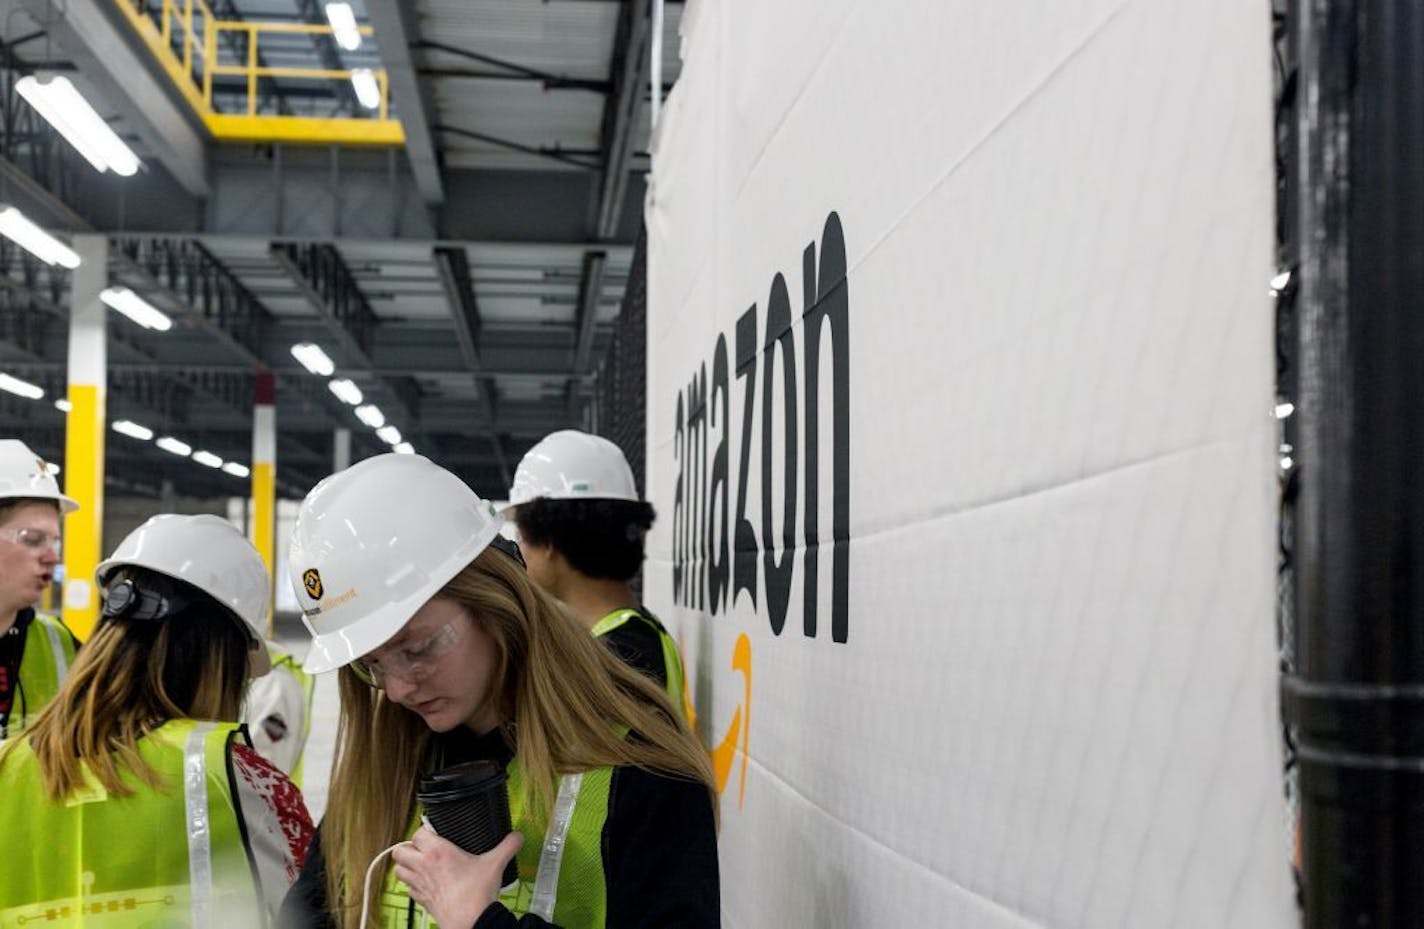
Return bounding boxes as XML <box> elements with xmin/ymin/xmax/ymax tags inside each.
<box><xmin>379</xmin><ymin>763</ymin><xmax>613</xmax><ymax>929</ymax></box>
<box><xmin>590</xmin><ymin>608</ymin><xmax>688</xmax><ymax>716</ymax></box>
<box><xmin>185</xmin><ymin>721</ymin><xmax>219</xmax><ymax>926</ymax></box>
<box><xmin>40</xmin><ymin>616</ymin><xmax>68</xmax><ymax>680</ymax></box>
<box><xmin>0</xmin><ymin>718</ymin><xmax>262</xmax><ymax>928</ymax></box>
<box><xmin>11</xmin><ymin>613</ymin><xmax>78</xmax><ymax>736</ymax></box>
<box><xmin>528</xmin><ymin>772</ymin><xmax>584</xmax><ymax>920</ymax></box>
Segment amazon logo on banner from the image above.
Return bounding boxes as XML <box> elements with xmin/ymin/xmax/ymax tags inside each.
<box><xmin>671</xmin><ymin>211</ymin><xmax>851</xmax><ymax>643</ymax></box>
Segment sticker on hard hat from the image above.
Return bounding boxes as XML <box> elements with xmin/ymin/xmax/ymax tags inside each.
<box><xmin>306</xmin><ymin>587</ymin><xmax>357</xmax><ymax>616</ymax></box>
<box><xmin>303</xmin><ymin>568</ymin><xmax>324</xmax><ymax>599</ymax></box>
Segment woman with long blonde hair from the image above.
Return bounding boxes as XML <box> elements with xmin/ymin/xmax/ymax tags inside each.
<box><xmin>0</xmin><ymin>514</ymin><xmax>313</xmax><ymax>927</ymax></box>
<box><xmin>277</xmin><ymin>453</ymin><xmax>718</xmax><ymax>929</ymax></box>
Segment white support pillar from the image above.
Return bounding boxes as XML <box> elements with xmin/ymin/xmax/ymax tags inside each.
<box><xmin>333</xmin><ymin>427</ymin><xmax>351</xmax><ymax>472</ymax></box>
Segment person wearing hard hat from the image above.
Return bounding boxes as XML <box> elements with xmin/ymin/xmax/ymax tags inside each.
<box><xmin>243</xmin><ymin>641</ymin><xmax>316</xmax><ymax>784</ymax></box>
<box><xmin>277</xmin><ymin>453</ymin><xmax>718</xmax><ymax>929</ymax></box>
<box><xmin>504</xmin><ymin>430</ymin><xmax>688</xmax><ymax>715</ymax></box>
<box><xmin>0</xmin><ymin>439</ymin><xmax>79</xmax><ymax>740</ymax></box>
<box><xmin>0</xmin><ymin>514</ymin><xmax>314</xmax><ymax>925</ymax></box>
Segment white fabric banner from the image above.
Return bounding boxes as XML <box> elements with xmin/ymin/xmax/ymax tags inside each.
<box><xmin>645</xmin><ymin>1</ymin><xmax>1292</xmax><ymax>926</ymax></box>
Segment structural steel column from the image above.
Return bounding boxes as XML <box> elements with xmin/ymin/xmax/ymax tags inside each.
<box><xmin>61</xmin><ymin>235</ymin><xmax>107</xmax><ymax>640</ymax></box>
<box><xmin>1285</xmin><ymin>0</ymin><xmax>1424</xmax><ymax>925</ymax></box>
<box><xmin>251</xmin><ymin>371</ymin><xmax>276</xmax><ymax>633</ymax></box>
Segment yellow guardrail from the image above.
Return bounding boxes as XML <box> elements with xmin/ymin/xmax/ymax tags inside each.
<box><xmin>115</xmin><ymin>0</ymin><xmax>405</xmax><ymax>146</ymax></box>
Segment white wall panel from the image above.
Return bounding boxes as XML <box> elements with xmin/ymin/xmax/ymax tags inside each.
<box><xmin>646</xmin><ymin>1</ymin><xmax>1290</xmax><ymax>925</ymax></box>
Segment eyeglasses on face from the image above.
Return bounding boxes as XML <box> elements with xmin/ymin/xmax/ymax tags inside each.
<box><xmin>0</xmin><ymin>527</ymin><xmax>60</xmax><ymax>554</ymax></box>
<box><xmin>351</xmin><ymin>621</ymin><xmax>463</xmax><ymax>688</ymax></box>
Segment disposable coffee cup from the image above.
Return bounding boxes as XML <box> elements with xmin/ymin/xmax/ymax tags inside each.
<box><xmin>417</xmin><ymin>760</ymin><xmax>519</xmax><ymax>888</ymax></box>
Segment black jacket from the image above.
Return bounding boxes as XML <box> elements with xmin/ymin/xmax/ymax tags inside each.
<box><xmin>597</xmin><ymin>607</ymin><xmax>672</xmax><ymax>690</ymax></box>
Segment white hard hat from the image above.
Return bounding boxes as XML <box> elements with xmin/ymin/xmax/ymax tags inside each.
<box><xmin>0</xmin><ymin>439</ymin><xmax>78</xmax><ymax>513</ymax></box>
<box><xmin>288</xmin><ymin>453</ymin><xmax>504</xmax><ymax>674</ymax></box>
<box><xmin>505</xmin><ymin>430</ymin><xmax>638</xmax><ymax>509</ymax></box>
<box><xmin>97</xmin><ymin>514</ymin><xmax>272</xmax><ymax>676</ymax></box>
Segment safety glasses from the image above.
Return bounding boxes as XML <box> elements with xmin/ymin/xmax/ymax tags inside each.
<box><xmin>0</xmin><ymin>526</ymin><xmax>60</xmax><ymax>554</ymax></box>
<box><xmin>351</xmin><ymin>620</ymin><xmax>464</xmax><ymax>688</ymax></box>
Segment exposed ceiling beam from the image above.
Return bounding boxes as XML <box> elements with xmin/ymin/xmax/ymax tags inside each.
<box><xmin>566</xmin><ymin>250</ymin><xmax>606</xmax><ymax>418</ymax></box>
<box><xmin>367</xmin><ymin>0</ymin><xmax>445</xmax><ymax>203</ymax></box>
<box><xmin>269</xmin><ymin>242</ymin><xmax>423</xmax><ymax>431</ymax></box>
<box><xmin>590</xmin><ymin>0</ymin><xmax>651</xmax><ymax>239</ymax></box>
<box><xmin>19</xmin><ymin>0</ymin><xmax>210</xmax><ymax>196</ymax></box>
<box><xmin>433</xmin><ymin>245</ymin><xmax>510</xmax><ymax>487</ymax></box>
<box><xmin>570</xmin><ymin>251</ymin><xmax>607</xmax><ymax>375</ymax></box>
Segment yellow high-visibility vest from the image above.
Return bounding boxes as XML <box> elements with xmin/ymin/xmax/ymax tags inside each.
<box><xmin>0</xmin><ymin>719</ymin><xmax>263</xmax><ymax>928</ymax></box>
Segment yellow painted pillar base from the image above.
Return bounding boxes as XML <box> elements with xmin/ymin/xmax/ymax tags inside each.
<box><xmin>61</xmin><ymin>235</ymin><xmax>108</xmax><ymax>641</ymax></box>
<box><xmin>252</xmin><ymin>374</ymin><xmax>277</xmax><ymax>636</ymax></box>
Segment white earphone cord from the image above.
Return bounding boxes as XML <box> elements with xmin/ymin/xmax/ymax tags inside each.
<box><xmin>360</xmin><ymin>842</ymin><xmax>408</xmax><ymax>929</ymax></box>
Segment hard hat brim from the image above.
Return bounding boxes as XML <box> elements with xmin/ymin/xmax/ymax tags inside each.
<box><xmin>249</xmin><ymin>640</ymin><xmax>273</xmax><ymax>677</ymax></box>
<box><xmin>1</xmin><ymin>490</ymin><xmax>81</xmax><ymax>513</ymax></box>
<box><xmin>299</xmin><ymin>516</ymin><xmax>505</xmax><ymax>674</ymax></box>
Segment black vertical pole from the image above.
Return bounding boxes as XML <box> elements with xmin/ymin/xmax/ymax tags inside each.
<box><xmin>1285</xmin><ymin>0</ymin><xmax>1424</xmax><ymax>926</ymax></box>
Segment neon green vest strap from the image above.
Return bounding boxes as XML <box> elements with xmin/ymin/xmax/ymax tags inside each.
<box><xmin>0</xmin><ymin>719</ymin><xmax>262</xmax><ymax>928</ymax></box>
<box><xmin>590</xmin><ymin>608</ymin><xmax>688</xmax><ymax>715</ymax></box>
<box><xmin>270</xmin><ymin>649</ymin><xmax>316</xmax><ymax>786</ymax></box>
<box><xmin>12</xmin><ymin>612</ymin><xmax>78</xmax><ymax>735</ymax></box>
<box><xmin>378</xmin><ymin>759</ymin><xmax>614</xmax><ymax>929</ymax></box>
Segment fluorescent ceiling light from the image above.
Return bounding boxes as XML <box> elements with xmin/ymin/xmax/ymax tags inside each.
<box><xmin>324</xmin><ymin>2</ymin><xmax>362</xmax><ymax>51</ymax></box>
<box><xmin>0</xmin><ymin>372</ymin><xmax>43</xmax><ymax>400</ymax></box>
<box><xmin>376</xmin><ymin>425</ymin><xmax>402</xmax><ymax>445</ymax></box>
<box><xmin>156</xmin><ymin>436</ymin><xmax>192</xmax><ymax>457</ymax></box>
<box><xmin>354</xmin><ymin>404</ymin><xmax>385</xmax><ymax>428</ymax></box>
<box><xmin>113</xmin><ymin>420</ymin><xmax>153</xmax><ymax>441</ymax></box>
<box><xmin>393</xmin><ymin>442</ymin><xmax>414</xmax><ymax>455</ymax></box>
<box><xmin>222</xmin><ymin>462</ymin><xmax>250</xmax><ymax>478</ymax></box>
<box><xmin>15</xmin><ymin>74</ymin><xmax>140</xmax><ymax>176</ymax></box>
<box><xmin>54</xmin><ymin>398</ymin><xmax>71</xmax><ymax>413</ymax></box>
<box><xmin>328</xmin><ymin>378</ymin><xmax>363</xmax><ymax>405</ymax></box>
<box><xmin>290</xmin><ymin>342</ymin><xmax>335</xmax><ymax>377</ymax></box>
<box><xmin>350</xmin><ymin>69</ymin><xmax>380</xmax><ymax>109</ymax></box>
<box><xmin>0</xmin><ymin>206</ymin><xmax>80</xmax><ymax>269</ymax></box>
<box><xmin>100</xmin><ymin>286</ymin><xmax>172</xmax><ymax>331</ymax></box>
<box><xmin>192</xmin><ymin>450</ymin><xmax>223</xmax><ymax>468</ymax></box>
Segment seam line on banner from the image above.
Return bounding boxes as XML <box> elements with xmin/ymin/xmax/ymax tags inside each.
<box><xmin>733</xmin><ymin>0</ymin><xmax>861</xmax><ymax>199</ymax></box>
<box><xmin>733</xmin><ymin>752</ymin><xmax>1048</xmax><ymax>929</ymax></box>
<box><xmin>848</xmin><ymin>2</ymin><xmax>1129</xmax><ymax>279</ymax></box>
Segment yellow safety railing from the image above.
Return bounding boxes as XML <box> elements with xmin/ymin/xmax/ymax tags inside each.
<box><xmin>114</xmin><ymin>0</ymin><xmax>405</xmax><ymax>146</ymax></box>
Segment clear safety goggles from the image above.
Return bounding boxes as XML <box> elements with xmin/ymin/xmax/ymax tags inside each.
<box><xmin>0</xmin><ymin>526</ymin><xmax>61</xmax><ymax>554</ymax></box>
<box><xmin>351</xmin><ymin>620</ymin><xmax>464</xmax><ymax>688</ymax></box>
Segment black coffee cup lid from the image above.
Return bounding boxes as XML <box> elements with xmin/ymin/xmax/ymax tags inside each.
<box><xmin>417</xmin><ymin>760</ymin><xmax>507</xmax><ymax>802</ymax></box>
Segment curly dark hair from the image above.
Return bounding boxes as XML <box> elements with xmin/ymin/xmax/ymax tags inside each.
<box><xmin>512</xmin><ymin>497</ymin><xmax>656</xmax><ymax>581</ymax></box>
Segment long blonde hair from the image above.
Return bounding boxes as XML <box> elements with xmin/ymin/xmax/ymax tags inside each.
<box><xmin>325</xmin><ymin>545</ymin><xmax>715</xmax><ymax>929</ymax></box>
<box><xmin>0</xmin><ymin>575</ymin><xmax>251</xmax><ymax>800</ymax></box>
